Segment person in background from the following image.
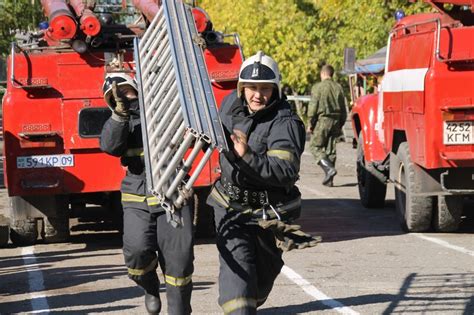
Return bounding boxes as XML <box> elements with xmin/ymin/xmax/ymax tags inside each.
<box><xmin>307</xmin><ymin>64</ymin><xmax>347</xmax><ymax>187</ymax></box>
<box><xmin>207</xmin><ymin>51</ymin><xmax>320</xmax><ymax>314</ymax></box>
<box><xmin>100</xmin><ymin>72</ymin><xmax>194</xmax><ymax>315</ymax></box>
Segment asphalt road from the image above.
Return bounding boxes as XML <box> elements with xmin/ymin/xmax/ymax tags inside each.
<box><xmin>0</xmin><ymin>140</ymin><xmax>473</xmax><ymax>314</ymax></box>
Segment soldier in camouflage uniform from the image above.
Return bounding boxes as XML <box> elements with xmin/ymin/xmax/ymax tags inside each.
<box><xmin>307</xmin><ymin>65</ymin><xmax>347</xmax><ymax>187</ymax></box>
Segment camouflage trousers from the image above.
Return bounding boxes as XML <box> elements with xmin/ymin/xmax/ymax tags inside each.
<box><xmin>309</xmin><ymin>116</ymin><xmax>341</xmax><ymax>164</ymax></box>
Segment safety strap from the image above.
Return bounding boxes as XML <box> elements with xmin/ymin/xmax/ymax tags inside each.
<box><xmin>221</xmin><ymin>297</ymin><xmax>257</xmax><ymax>314</ymax></box>
<box><xmin>164</xmin><ymin>274</ymin><xmax>192</xmax><ymax>287</ymax></box>
<box><xmin>127</xmin><ymin>257</ymin><xmax>158</xmax><ymax>276</ymax></box>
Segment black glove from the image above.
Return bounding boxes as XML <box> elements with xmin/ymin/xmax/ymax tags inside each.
<box><xmin>111</xmin><ymin>81</ymin><xmax>131</xmax><ymax>118</ymax></box>
<box><xmin>227</xmin><ymin>99</ymin><xmax>253</xmax><ymax>135</ymax></box>
<box><xmin>258</xmin><ymin>219</ymin><xmax>321</xmax><ymax>252</ymax></box>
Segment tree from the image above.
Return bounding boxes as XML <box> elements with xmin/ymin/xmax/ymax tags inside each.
<box><xmin>0</xmin><ymin>0</ymin><xmax>44</xmax><ymax>57</ymax></box>
<box><xmin>198</xmin><ymin>0</ymin><xmax>325</xmax><ymax>93</ymax></box>
<box><xmin>310</xmin><ymin>0</ymin><xmax>430</xmax><ymax>76</ymax></box>
<box><xmin>198</xmin><ymin>0</ymin><xmax>429</xmax><ymax>92</ymax></box>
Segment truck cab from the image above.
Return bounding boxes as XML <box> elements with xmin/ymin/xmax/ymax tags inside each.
<box><xmin>350</xmin><ymin>1</ymin><xmax>474</xmax><ymax>232</ymax></box>
<box><xmin>3</xmin><ymin>1</ymin><xmax>243</xmax><ymax>245</ymax></box>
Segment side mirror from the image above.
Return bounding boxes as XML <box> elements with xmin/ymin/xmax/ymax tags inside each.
<box><xmin>344</xmin><ymin>47</ymin><xmax>356</xmax><ymax>74</ymax></box>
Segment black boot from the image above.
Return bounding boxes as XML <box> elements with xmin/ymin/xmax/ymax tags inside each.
<box><xmin>136</xmin><ymin>272</ymin><xmax>161</xmax><ymax>314</ymax></box>
<box><xmin>318</xmin><ymin>158</ymin><xmax>337</xmax><ymax>186</ymax></box>
<box><xmin>145</xmin><ymin>292</ymin><xmax>161</xmax><ymax>314</ymax></box>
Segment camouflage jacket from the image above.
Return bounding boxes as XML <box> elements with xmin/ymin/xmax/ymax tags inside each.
<box><xmin>308</xmin><ymin>78</ymin><xmax>347</xmax><ymax>129</ymax></box>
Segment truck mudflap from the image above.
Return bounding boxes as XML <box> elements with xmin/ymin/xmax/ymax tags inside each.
<box><xmin>135</xmin><ymin>0</ymin><xmax>228</xmax><ymax>212</ymax></box>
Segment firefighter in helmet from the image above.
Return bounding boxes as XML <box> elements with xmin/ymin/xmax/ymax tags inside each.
<box><xmin>207</xmin><ymin>51</ymin><xmax>321</xmax><ymax>314</ymax></box>
<box><xmin>100</xmin><ymin>72</ymin><xmax>194</xmax><ymax>315</ymax></box>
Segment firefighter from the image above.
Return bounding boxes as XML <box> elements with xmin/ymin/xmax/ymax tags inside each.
<box><xmin>207</xmin><ymin>51</ymin><xmax>320</xmax><ymax>314</ymax></box>
<box><xmin>100</xmin><ymin>73</ymin><xmax>194</xmax><ymax>315</ymax></box>
<box><xmin>307</xmin><ymin>64</ymin><xmax>347</xmax><ymax>187</ymax></box>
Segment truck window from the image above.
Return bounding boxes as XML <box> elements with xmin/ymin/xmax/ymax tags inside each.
<box><xmin>78</xmin><ymin>107</ymin><xmax>111</xmax><ymax>138</ymax></box>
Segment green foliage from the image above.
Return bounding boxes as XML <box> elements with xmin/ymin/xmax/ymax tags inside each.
<box><xmin>198</xmin><ymin>0</ymin><xmax>430</xmax><ymax>92</ymax></box>
<box><xmin>0</xmin><ymin>0</ymin><xmax>44</xmax><ymax>56</ymax></box>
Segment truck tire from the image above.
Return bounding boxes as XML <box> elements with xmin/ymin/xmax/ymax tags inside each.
<box><xmin>10</xmin><ymin>218</ymin><xmax>38</xmax><ymax>246</ymax></box>
<box><xmin>433</xmin><ymin>195</ymin><xmax>463</xmax><ymax>232</ymax></box>
<box><xmin>43</xmin><ymin>215</ymin><xmax>70</xmax><ymax>243</ymax></box>
<box><xmin>0</xmin><ymin>215</ymin><xmax>10</xmax><ymax>247</ymax></box>
<box><xmin>193</xmin><ymin>187</ymin><xmax>215</xmax><ymax>238</ymax></box>
<box><xmin>9</xmin><ymin>195</ymin><xmax>70</xmax><ymax>245</ymax></box>
<box><xmin>394</xmin><ymin>142</ymin><xmax>433</xmax><ymax>232</ymax></box>
<box><xmin>42</xmin><ymin>195</ymin><xmax>70</xmax><ymax>243</ymax></box>
<box><xmin>356</xmin><ymin>134</ymin><xmax>386</xmax><ymax>208</ymax></box>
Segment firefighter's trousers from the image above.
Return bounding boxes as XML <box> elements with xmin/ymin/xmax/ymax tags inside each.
<box><xmin>213</xmin><ymin>203</ymin><xmax>284</xmax><ymax>315</ymax></box>
<box><xmin>122</xmin><ymin>203</ymin><xmax>194</xmax><ymax>315</ymax></box>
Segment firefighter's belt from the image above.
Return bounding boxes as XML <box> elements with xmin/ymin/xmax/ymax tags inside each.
<box><xmin>210</xmin><ymin>184</ymin><xmax>301</xmax><ymax>222</ymax></box>
<box><xmin>220</xmin><ymin>177</ymin><xmax>287</xmax><ymax>208</ymax></box>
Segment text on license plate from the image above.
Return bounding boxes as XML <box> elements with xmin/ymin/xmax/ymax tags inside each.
<box><xmin>17</xmin><ymin>154</ymin><xmax>75</xmax><ymax>169</ymax></box>
<box><xmin>444</xmin><ymin>121</ymin><xmax>473</xmax><ymax>145</ymax></box>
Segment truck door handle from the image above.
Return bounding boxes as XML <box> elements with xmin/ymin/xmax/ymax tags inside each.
<box><xmin>18</xmin><ymin>131</ymin><xmax>59</xmax><ymax>139</ymax></box>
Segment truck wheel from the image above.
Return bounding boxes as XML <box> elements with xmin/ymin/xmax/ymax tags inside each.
<box><xmin>43</xmin><ymin>216</ymin><xmax>70</xmax><ymax>243</ymax></box>
<box><xmin>9</xmin><ymin>195</ymin><xmax>70</xmax><ymax>245</ymax></box>
<box><xmin>356</xmin><ymin>134</ymin><xmax>386</xmax><ymax>208</ymax></box>
<box><xmin>394</xmin><ymin>142</ymin><xmax>433</xmax><ymax>232</ymax></box>
<box><xmin>193</xmin><ymin>187</ymin><xmax>215</xmax><ymax>238</ymax></box>
<box><xmin>0</xmin><ymin>216</ymin><xmax>9</xmax><ymax>247</ymax></box>
<box><xmin>433</xmin><ymin>195</ymin><xmax>463</xmax><ymax>232</ymax></box>
<box><xmin>42</xmin><ymin>195</ymin><xmax>70</xmax><ymax>243</ymax></box>
<box><xmin>10</xmin><ymin>218</ymin><xmax>38</xmax><ymax>246</ymax></box>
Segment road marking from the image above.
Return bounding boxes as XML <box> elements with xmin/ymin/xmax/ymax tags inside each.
<box><xmin>281</xmin><ymin>266</ymin><xmax>359</xmax><ymax>315</ymax></box>
<box><xmin>22</xmin><ymin>246</ymin><xmax>50</xmax><ymax>313</ymax></box>
<box><xmin>413</xmin><ymin>234</ymin><xmax>474</xmax><ymax>257</ymax></box>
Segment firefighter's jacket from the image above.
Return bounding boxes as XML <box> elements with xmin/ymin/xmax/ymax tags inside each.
<box><xmin>100</xmin><ymin>103</ymin><xmax>160</xmax><ymax>211</ymax></box>
<box><xmin>214</xmin><ymin>90</ymin><xmax>305</xmax><ymax>212</ymax></box>
<box><xmin>308</xmin><ymin>78</ymin><xmax>347</xmax><ymax>129</ymax></box>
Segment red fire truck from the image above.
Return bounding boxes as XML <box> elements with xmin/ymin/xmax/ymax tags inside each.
<box><xmin>350</xmin><ymin>0</ymin><xmax>474</xmax><ymax>232</ymax></box>
<box><xmin>3</xmin><ymin>0</ymin><xmax>242</xmax><ymax>245</ymax></box>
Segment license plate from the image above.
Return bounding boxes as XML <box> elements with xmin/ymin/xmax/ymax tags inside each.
<box><xmin>17</xmin><ymin>154</ymin><xmax>74</xmax><ymax>169</ymax></box>
<box><xmin>444</xmin><ymin>121</ymin><xmax>473</xmax><ymax>145</ymax></box>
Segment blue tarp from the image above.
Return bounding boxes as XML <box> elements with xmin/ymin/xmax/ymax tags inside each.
<box><xmin>354</xmin><ymin>46</ymin><xmax>386</xmax><ymax>74</ymax></box>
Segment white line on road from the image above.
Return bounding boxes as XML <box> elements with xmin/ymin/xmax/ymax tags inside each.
<box><xmin>22</xmin><ymin>246</ymin><xmax>50</xmax><ymax>314</ymax></box>
<box><xmin>281</xmin><ymin>265</ymin><xmax>359</xmax><ymax>315</ymax></box>
<box><xmin>413</xmin><ymin>234</ymin><xmax>474</xmax><ymax>257</ymax></box>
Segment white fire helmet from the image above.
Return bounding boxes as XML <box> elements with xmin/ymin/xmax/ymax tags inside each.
<box><xmin>102</xmin><ymin>72</ymin><xmax>138</xmax><ymax>110</ymax></box>
<box><xmin>237</xmin><ymin>51</ymin><xmax>281</xmax><ymax>98</ymax></box>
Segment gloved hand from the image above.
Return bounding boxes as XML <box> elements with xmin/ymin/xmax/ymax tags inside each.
<box><xmin>111</xmin><ymin>81</ymin><xmax>131</xmax><ymax>118</ymax></box>
<box><xmin>227</xmin><ymin>99</ymin><xmax>253</xmax><ymax>135</ymax></box>
<box><xmin>258</xmin><ymin>219</ymin><xmax>321</xmax><ymax>252</ymax></box>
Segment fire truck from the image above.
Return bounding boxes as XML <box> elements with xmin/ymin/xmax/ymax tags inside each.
<box><xmin>3</xmin><ymin>0</ymin><xmax>243</xmax><ymax>245</ymax></box>
<box><xmin>350</xmin><ymin>0</ymin><xmax>474</xmax><ymax>232</ymax></box>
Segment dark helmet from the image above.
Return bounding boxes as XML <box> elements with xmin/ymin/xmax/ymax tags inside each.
<box><xmin>102</xmin><ymin>73</ymin><xmax>138</xmax><ymax>110</ymax></box>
